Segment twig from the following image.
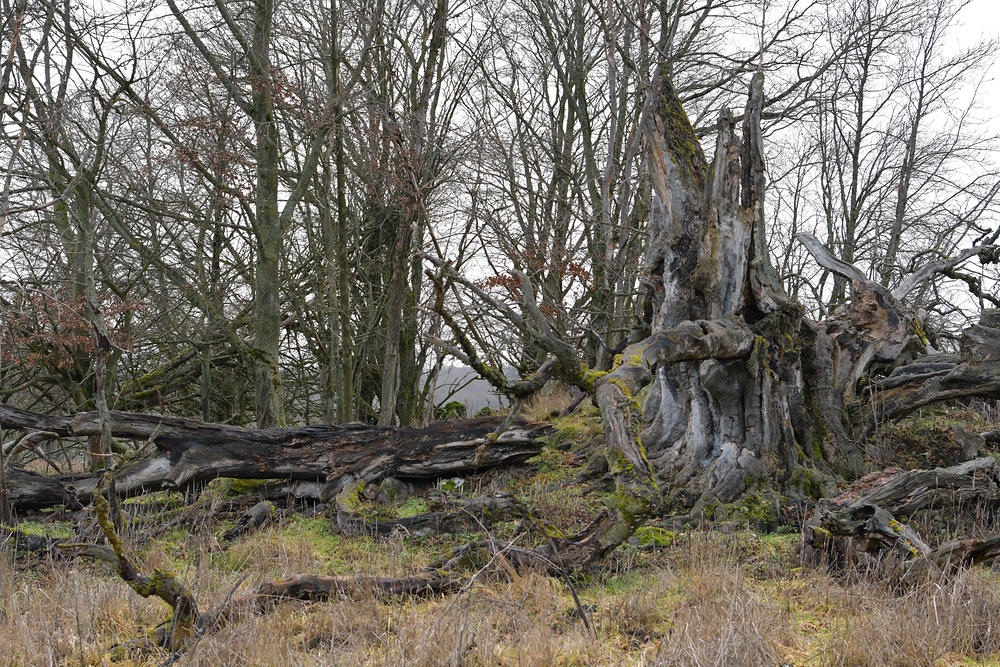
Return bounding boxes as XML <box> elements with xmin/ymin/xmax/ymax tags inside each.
<box><xmin>198</xmin><ymin>571</ymin><xmax>250</xmax><ymax>636</ymax></box>
<box><xmin>544</xmin><ymin>535</ymin><xmax>595</xmax><ymax>639</ymax></box>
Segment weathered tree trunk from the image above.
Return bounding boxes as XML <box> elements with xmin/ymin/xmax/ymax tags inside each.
<box><xmin>0</xmin><ymin>409</ymin><xmax>546</xmax><ymax>511</ymax></box>
<box><xmin>422</xmin><ymin>68</ymin><xmax>999</xmax><ymax>569</ymax></box>
<box><xmin>577</xmin><ymin>69</ymin><xmax>816</xmax><ymax>533</ymax></box>
<box><xmin>601</xmin><ymin>68</ymin><xmax>1000</xmax><ymax>528</ymax></box>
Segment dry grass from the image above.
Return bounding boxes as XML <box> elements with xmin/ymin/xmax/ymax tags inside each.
<box><xmin>810</xmin><ymin>570</ymin><xmax>1000</xmax><ymax>667</ymax></box>
<box><xmin>522</xmin><ymin>383</ymin><xmax>577</xmax><ymax>422</ymax></box>
<box><xmin>5</xmin><ymin>520</ymin><xmax>1000</xmax><ymax>666</ymax></box>
<box><xmin>5</xmin><ymin>457</ymin><xmax>1000</xmax><ymax>666</ymax></box>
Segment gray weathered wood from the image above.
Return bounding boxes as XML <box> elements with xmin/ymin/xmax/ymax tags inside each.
<box><xmin>0</xmin><ymin>407</ymin><xmax>547</xmax><ymax>511</ymax></box>
<box><xmin>804</xmin><ymin>458</ymin><xmax>1000</xmax><ymax>581</ymax></box>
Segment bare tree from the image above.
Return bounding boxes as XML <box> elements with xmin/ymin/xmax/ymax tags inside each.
<box><xmin>772</xmin><ymin>0</ymin><xmax>999</xmax><ymax>321</ymax></box>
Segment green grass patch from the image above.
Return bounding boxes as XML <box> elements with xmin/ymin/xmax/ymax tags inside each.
<box><xmin>16</xmin><ymin>520</ymin><xmax>73</xmax><ymax>540</ymax></box>
<box><xmin>395</xmin><ymin>496</ymin><xmax>428</xmax><ymax>518</ymax></box>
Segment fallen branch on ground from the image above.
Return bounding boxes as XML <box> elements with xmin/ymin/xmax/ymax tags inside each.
<box><xmin>803</xmin><ymin>457</ymin><xmax>1000</xmax><ymax>584</ymax></box>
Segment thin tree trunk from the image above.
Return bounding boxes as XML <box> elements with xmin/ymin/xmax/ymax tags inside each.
<box><xmin>251</xmin><ymin>0</ymin><xmax>285</xmax><ymax>428</ymax></box>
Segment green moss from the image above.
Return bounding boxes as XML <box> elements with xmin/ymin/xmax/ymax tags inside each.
<box><xmin>807</xmin><ymin>525</ymin><xmax>833</xmax><ymax>548</ymax></box>
<box><xmin>913</xmin><ymin>316</ymin><xmax>929</xmax><ymax>346</ymax></box>
<box><xmin>434</xmin><ymin>400</ymin><xmax>467</xmax><ymax>421</ymax></box>
<box><xmin>438</xmin><ymin>477</ymin><xmax>466</xmax><ymax>493</ymax></box>
<box><xmin>606</xmin><ymin>376</ymin><xmax>633</xmax><ymax>398</ymax></box>
<box><xmin>528</xmin><ymin>447</ymin><xmax>575</xmax><ymax>476</ymax></box>
<box><xmin>535</xmin><ymin>520</ymin><xmax>567</xmax><ymax>539</ymax></box>
<box><xmin>581</xmin><ymin>366</ymin><xmax>608</xmax><ymax>390</ymax></box>
<box><xmin>607</xmin><ymin>487</ymin><xmax>654</xmax><ymax>538</ymax></box>
<box><xmin>872</xmin><ymin>405</ymin><xmax>999</xmax><ymax>469</ymax></box>
<box><xmin>731</xmin><ymin>493</ymin><xmax>776</xmax><ymax>529</ymax></box>
<box><xmin>787</xmin><ymin>467</ymin><xmax>826</xmax><ymax>500</ymax></box>
<box><xmin>395</xmin><ymin>497</ymin><xmax>428</xmax><ymax>518</ymax></box>
<box><xmin>752</xmin><ymin>335</ymin><xmax>770</xmax><ymax>368</ymax></box>
<box><xmin>123</xmin><ymin>490</ymin><xmax>184</xmax><ymax>509</ymax></box>
<box><xmin>338</xmin><ymin>480</ymin><xmax>367</xmax><ymax>512</ymax></box>
<box><xmin>701</xmin><ymin>498</ymin><xmax>720</xmax><ymax>522</ymax></box>
<box><xmin>548</xmin><ymin>407</ymin><xmax>603</xmax><ymax>447</ymax></box>
<box><xmin>632</xmin><ymin>526</ymin><xmax>675</xmax><ymax>548</ymax></box>
<box><xmin>705</xmin><ymin>493</ymin><xmax>782</xmax><ymax>532</ymax></box>
<box><xmin>226</xmin><ymin>478</ymin><xmax>270</xmax><ymax>496</ymax></box>
<box><xmin>812</xmin><ymin>433</ymin><xmax>825</xmax><ymax>461</ymax></box>
<box><xmin>887</xmin><ymin>517</ymin><xmax>922</xmax><ymax>557</ymax></box>
<box><xmin>16</xmin><ymin>521</ymin><xmax>73</xmax><ymax>540</ymax></box>
<box><xmin>656</xmin><ymin>76</ymin><xmax>707</xmax><ymax>189</ymax></box>
<box><xmin>605</xmin><ymin>377</ymin><xmax>643</xmax><ymax>418</ymax></box>
<box><xmin>607</xmin><ymin>448</ymin><xmax>635</xmax><ymax>476</ymax></box>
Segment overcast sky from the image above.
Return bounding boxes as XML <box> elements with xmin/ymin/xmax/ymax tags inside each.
<box><xmin>958</xmin><ymin>0</ymin><xmax>1000</xmax><ymax>132</ymax></box>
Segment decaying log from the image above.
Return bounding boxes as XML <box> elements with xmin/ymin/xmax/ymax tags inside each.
<box><xmin>804</xmin><ymin>458</ymin><xmax>1000</xmax><ymax>583</ymax></box>
<box><xmin>334</xmin><ymin>493</ymin><xmax>520</xmax><ymax>537</ymax></box>
<box><xmin>222</xmin><ymin>500</ymin><xmax>275</xmax><ymax>541</ymax></box>
<box><xmin>854</xmin><ymin>310</ymin><xmax>1000</xmax><ymax>433</ymax></box>
<box><xmin>0</xmin><ymin>408</ymin><xmax>547</xmax><ymax>511</ymax></box>
<box><xmin>843</xmin><ymin>457</ymin><xmax>1000</xmax><ymax>514</ymax></box>
<box><xmin>4</xmin><ymin>465</ymin><xmax>83</xmax><ymax>510</ymax></box>
<box><xmin>866</xmin><ymin>359</ymin><xmax>1000</xmax><ymax>426</ymax></box>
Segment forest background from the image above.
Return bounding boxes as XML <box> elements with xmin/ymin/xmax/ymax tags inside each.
<box><xmin>2</xmin><ymin>0</ymin><xmax>999</xmax><ymax>432</ymax></box>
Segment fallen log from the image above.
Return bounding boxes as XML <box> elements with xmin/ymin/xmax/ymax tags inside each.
<box><xmin>0</xmin><ymin>406</ymin><xmax>548</xmax><ymax>511</ymax></box>
<box><xmin>5</xmin><ymin>465</ymin><xmax>84</xmax><ymax>510</ymax></box>
<box><xmin>334</xmin><ymin>493</ymin><xmax>520</xmax><ymax>537</ymax></box>
<box><xmin>803</xmin><ymin>457</ymin><xmax>1000</xmax><ymax>583</ymax></box>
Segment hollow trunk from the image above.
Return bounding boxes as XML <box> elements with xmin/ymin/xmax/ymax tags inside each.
<box><xmin>598</xmin><ymin>69</ymin><xmax>1000</xmax><ymax>527</ymax></box>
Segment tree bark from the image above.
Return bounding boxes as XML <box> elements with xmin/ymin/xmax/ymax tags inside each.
<box><xmin>0</xmin><ymin>410</ymin><xmax>546</xmax><ymax>511</ymax></box>
<box><xmin>422</xmin><ymin>68</ymin><xmax>999</xmax><ymax>567</ymax></box>
<box><xmin>630</xmin><ymin>70</ymin><xmax>809</xmax><ymax>518</ymax></box>
<box><xmin>603</xmin><ymin>68</ymin><xmax>1000</xmax><ymax>526</ymax></box>
<box><xmin>803</xmin><ymin>457</ymin><xmax>1000</xmax><ymax>583</ymax></box>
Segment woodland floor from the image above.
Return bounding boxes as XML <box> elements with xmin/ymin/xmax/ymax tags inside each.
<box><xmin>4</xmin><ymin>404</ymin><xmax>1000</xmax><ymax>666</ymax></box>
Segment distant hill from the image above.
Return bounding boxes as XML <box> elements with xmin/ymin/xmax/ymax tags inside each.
<box><xmin>431</xmin><ymin>364</ymin><xmax>509</xmax><ymax>413</ymax></box>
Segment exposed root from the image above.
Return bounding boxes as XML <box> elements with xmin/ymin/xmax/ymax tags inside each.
<box><xmin>803</xmin><ymin>458</ymin><xmax>1000</xmax><ymax>586</ymax></box>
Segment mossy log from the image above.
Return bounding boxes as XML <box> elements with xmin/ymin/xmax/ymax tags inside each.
<box><xmin>0</xmin><ymin>409</ymin><xmax>547</xmax><ymax>511</ymax></box>
<box><xmin>803</xmin><ymin>458</ymin><xmax>1000</xmax><ymax>583</ymax></box>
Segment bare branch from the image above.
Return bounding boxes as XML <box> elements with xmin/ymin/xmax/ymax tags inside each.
<box><xmin>796</xmin><ymin>232</ymin><xmax>869</xmax><ymax>286</ymax></box>
<box><xmin>893</xmin><ymin>245</ymin><xmax>1000</xmax><ymax>301</ymax></box>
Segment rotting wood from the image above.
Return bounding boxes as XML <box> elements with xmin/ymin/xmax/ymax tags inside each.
<box><xmin>0</xmin><ymin>411</ymin><xmax>547</xmax><ymax>511</ymax></box>
<box><xmin>803</xmin><ymin>458</ymin><xmax>1000</xmax><ymax>584</ymax></box>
